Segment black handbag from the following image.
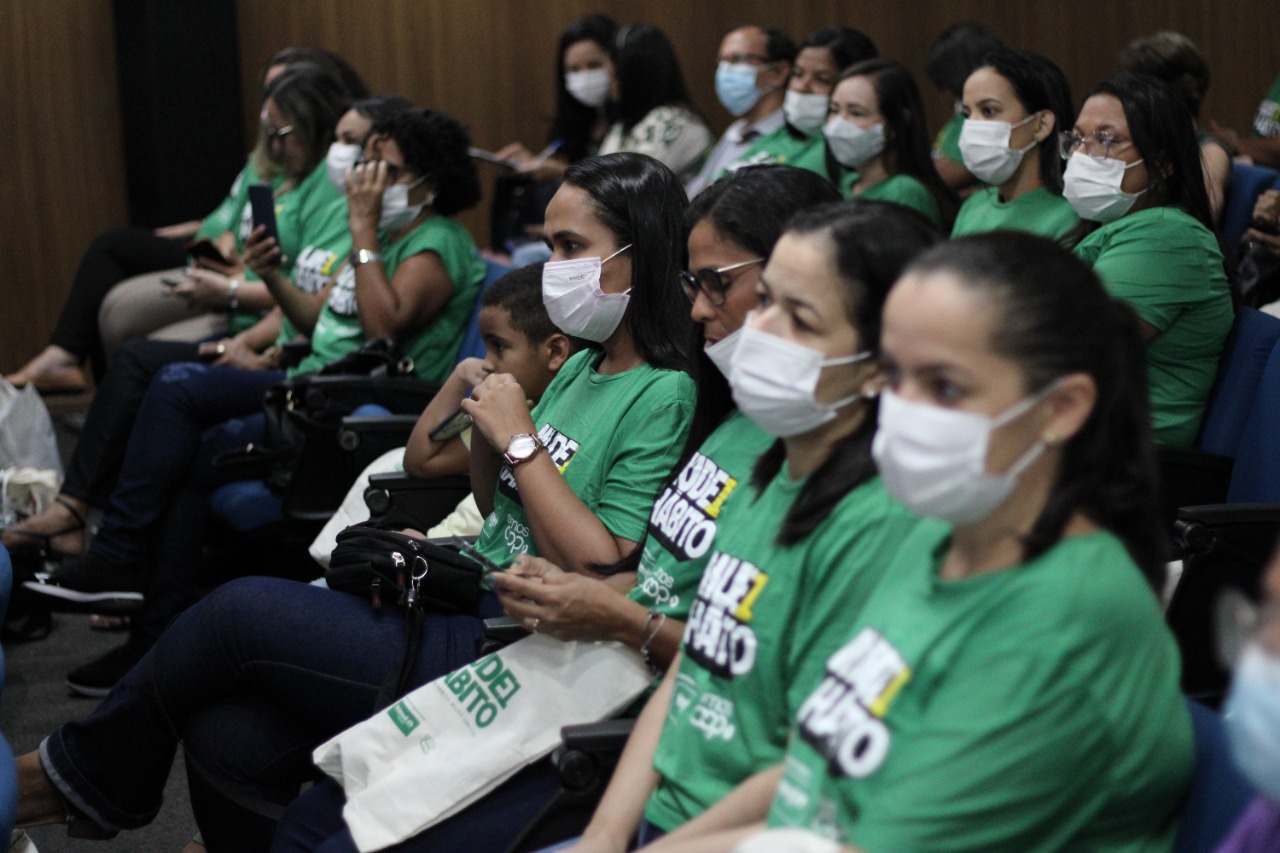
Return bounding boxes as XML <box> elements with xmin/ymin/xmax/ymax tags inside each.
<box><xmin>328</xmin><ymin>524</ymin><xmax>488</xmax><ymax>708</ymax></box>
<box><xmin>327</xmin><ymin>524</ymin><xmax>484</xmax><ymax>615</ymax></box>
<box><xmin>213</xmin><ymin>338</ymin><xmax>437</xmax><ymax>497</ymax></box>
<box><xmin>1237</xmin><ymin>238</ymin><xmax>1280</xmax><ymax>308</ymax></box>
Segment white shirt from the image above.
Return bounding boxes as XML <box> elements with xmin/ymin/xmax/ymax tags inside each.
<box><xmin>685</xmin><ymin>107</ymin><xmax>786</xmax><ymax>196</ymax></box>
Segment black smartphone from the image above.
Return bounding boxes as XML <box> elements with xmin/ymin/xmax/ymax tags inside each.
<box><xmin>428</xmin><ymin>408</ymin><xmax>473</xmax><ymax>441</ymax></box>
<box><xmin>248</xmin><ymin>183</ymin><xmax>279</xmax><ymax>246</ymax></box>
<box><xmin>184</xmin><ymin>238</ymin><xmax>231</xmax><ymax>267</ymax></box>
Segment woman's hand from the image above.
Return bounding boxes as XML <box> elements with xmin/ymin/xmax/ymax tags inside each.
<box><xmin>491</xmin><ymin>555</ymin><xmax>626</xmax><ymax>642</ymax></box>
<box><xmin>460</xmin><ymin>372</ymin><xmax>536</xmax><ymax>452</ymax></box>
<box><xmin>243</xmin><ymin>224</ymin><xmax>284</xmax><ymax>280</ymax></box>
<box><xmin>197</xmin><ymin>336</ymin><xmax>265</xmax><ymax>369</ymax></box>
<box><xmin>171</xmin><ymin>269</ymin><xmax>240</xmax><ymax>310</ymax></box>
<box><xmin>347</xmin><ymin>159</ymin><xmax>391</xmax><ymax>231</ymax></box>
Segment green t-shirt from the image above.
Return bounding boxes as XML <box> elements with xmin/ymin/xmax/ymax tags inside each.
<box><xmin>629</xmin><ymin>410</ymin><xmax>773</xmax><ymax>622</ymax></box>
<box><xmin>276</xmin><ymin>195</ymin><xmax>352</xmax><ymax>351</ymax></box>
<box><xmin>303</xmin><ymin>214</ymin><xmax>485</xmax><ymax>381</ymax></box>
<box><xmin>1252</xmin><ymin>72</ymin><xmax>1280</xmax><ymax>137</ymax></box>
<box><xmin>933</xmin><ymin>112</ymin><xmax>964</xmax><ymax>163</ymax></box>
<box><xmin>643</xmin><ymin>475</ymin><xmax>917</xmax><ymax>833</ymax></box>
<box><xmin>951</xmin><ymin>186</ymin><xmax>1078</xmax><ymax>240</ymax></box>
<box><xmin>225</xmin><ymin>159</ymin><xmax>342</xmax><ymax>334</ymax></box>
<box><xmin>768</xmin><ymin>525</ymin><xmax>1193</xmax><ymax>853</ymax></box>
<box><xmin>1073</xmin><ymin>206</ymin><xmax>1233</xmax><ymax>447</ymax></box>
<box><xmin>729</xmin><ymin>127</ymin><xmax>825</xmax><ymax>176</ymax></box>
<box><xmin>853</xmin><ymin>174</ymin><xmax>941</xmax><ymax>227</ymax></box>
<box><xmin>193</xmin><ymin>159</ymin><xmax>274</xmax><ymax>242</ymax></box>
<box><xmin>472</xmin><ymin>350</ymin><xmax>695</xmax><ymax>567</ymax></box>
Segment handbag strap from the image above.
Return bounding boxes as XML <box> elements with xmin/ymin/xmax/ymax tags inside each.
<box><xmin>374</xmin><ymin>605</ymin><xmax>424</xmax><ymax>711</ymax></box>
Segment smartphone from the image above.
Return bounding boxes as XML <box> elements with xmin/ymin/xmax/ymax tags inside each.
<box><xmin>428</xmin><ymin>407</ymin><xmax>473</xmax><ymax>441</ymax></box>
<box><xmin>184</xmin><ymin>238</ymin><xmax>231</xmax><ymax>267</ymax></box>
<box><xmin>248</xmin><ymin>183</ymin><xmax>279</xmax><ymax>246</ymax></box>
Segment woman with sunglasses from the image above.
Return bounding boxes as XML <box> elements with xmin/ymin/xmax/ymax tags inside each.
<box><xmin>649</xmin><ymin>232</ymin><xmax>1191</xmax><ymax>853</ymax></box>
<box><xmin>950</xmin><ymin>49</ymin><xmax>1078</xmax><ymax>240</ymax></box>
<box><xmin>1065</xmin><ymin>73</ymin><xmax>1233</xmax><ymax>448</ymax></box>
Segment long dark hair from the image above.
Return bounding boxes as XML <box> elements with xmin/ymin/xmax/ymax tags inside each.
<box><xmin>602</xmin><ymin>166</ymin><xmax>846</xmax><ymax>576</ymax></box>
<box><xmin>752</xmin><ymin>200</ymin><xmax>942</xmax><ymax>545</ymax></box>
<box><xmin>263</xmin><ymin>64</ymin><xmax>353</xmax><ymax>182</ymax></box>
<box><xmin>926</xmin><ymin>21</ymin><xmax>1004</xmax><ymax>96</ymax></box>
<box><xmin>906</xmin><ymin>232</ymin><xmax>1165</xmax><ymax>588</ymax></box>
<box><xmin>562</xmin><ymin>153</ymin><xmax>693</xmax><ymax>371</ymax></box>
<box><xmin>612</xmin><ymin>24</ymin><xmax>697</xmax><ymax>132</ymax></box>
<box><xmin>549</xmin><ymin>15</ymin><xmax>618</xmax><ymax>163</ymax></box>
<box><xmin>1120</xmin><ymin>31</ymin><xmax>1211</xmax><ymax>120</ymax></box>
<box><xmin>826</xmin><ymin>59</ymin><xmax>958</xmax><ymax>228</ymax></box>
<box><xmin>680</xmin><ymin>165</ymin><xmax>844</xmax><ymax>464</ymax></box>
<box><xmin>974</xmin><ymin>49</ymin><xmax>1073</xmax><ymax>194</ymax></box>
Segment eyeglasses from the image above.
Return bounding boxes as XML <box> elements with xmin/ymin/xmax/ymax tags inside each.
<box><xmin>1058</xmin><ymin>130</ymin><xmax>1132</xmax><ymax>161</ymax></box>
<box><xmin>263</xmin><ymin>123</ymin><xmax>295</xmax><ymax>142</ymax></box>
<box><xmin>721</xmin><ymin>53</ymin><xmax>772</xmax><ymax>67</ymax></box>
<box><xmin>679</xmin><ymin>258</ymin><xmax>764</xmax><ymax>306</ymax></box>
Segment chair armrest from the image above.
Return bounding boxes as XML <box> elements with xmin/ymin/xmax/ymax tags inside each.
<box><xmin>560</xmin><ymin>719</ymin><xmax>636</xmax><ymax>752</ymax></box>
<box><xmin>476</xmin><ymin>616</ymin><xmax>530</xmax><ymax>657</ymax></box>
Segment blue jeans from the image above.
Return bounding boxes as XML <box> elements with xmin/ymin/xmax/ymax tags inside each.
<box><xmin>41</xmin><ymin>577</ymin><xmax>503</xmax><ymax>852</ymax></box>
<box><xmin>86</xmin><ymin>361</ymin><xmax>283</xmax><ymax>648</ymax></box>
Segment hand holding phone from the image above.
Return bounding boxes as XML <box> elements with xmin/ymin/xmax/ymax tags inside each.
<box><xmin>184</xmin><ymin>238</ymin><xmax>232</xmax><ymax>268</ymax></box>
<box><xmin>248</xmin><ymin>183</ymin><xmax>280</xmax><ymax>247</ymax></box>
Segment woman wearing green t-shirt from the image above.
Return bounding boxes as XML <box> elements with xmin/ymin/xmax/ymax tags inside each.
<box><xmin>730</xmin><ymin>28</ymin><xmax>877</xmax><ymax>185</ymax></box>
<box><xmin>486</xmin><ymin>165</ymin><xmax>842</xmax><ymax>674</ymax></box>
<box><xmin>950</xmin><ymin>49</ymin><xmax>1078</xmax><ymax>240</ymax></box>
<box><xmin>548</xmin><ymin>200</ymin><xmax>939</xmax><ymax>853</ymax></box>
<box><xmin>1065</xmin><ymin>73</ymin><xmax>1234</xmax><ymax>448</ymax></box>
<box><xmin>822</xmin><ymin>59</ymin><xmax>957</xmax><ymax>229</ymax></box>
<box><xmin>653</xmin><ymin>233</ymin><xmax>1192</xmax><ymax>853</ymax></box>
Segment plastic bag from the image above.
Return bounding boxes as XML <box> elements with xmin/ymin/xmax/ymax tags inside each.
<box><xmin>0</xmin><ymin>379</ymin><xmax>63</xmax><ymax>476</ymax></box>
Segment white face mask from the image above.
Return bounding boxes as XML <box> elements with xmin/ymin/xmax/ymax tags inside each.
<box><xmin>326</xmin><ymin>142</ymin><xmax>362</xmax><ymax>191</ymax></box>
<box><xmin>872</xmin><ymin>386</ymin><xmax>1052</xmax><ymax>525</ymax></box>
<box><xmin>704</xmin><ymin>327</ymin><xmax>742</xmax><ymax>378</ymax></box>
<box><xmin>824</xmin><ymin>118</ymin><xmax>885</xmax><ymax>169</ymax></box>
<box><xmin>566</xmin><ymin>67</ymin><xmax>611</xmax><ymax>108</ymax></box>
<box><xmin>541</xmin><ymin>244</ymin><xmax>632</xmax><ymax>341</ymax></box>
<box><xmin>958</xmin><ymin>115</ymin><xmax>1039</xmax><ymax>186</ymax></box>
<box><xmin>729</xmin><ymin>323</ymin><xmax>871</xmax><ymax>438</ymax></box>
<box><xmin>1225</xmin><ymin>642</ymin><xmax>1280</xmax><ymax>802</ymax></box>
<box><xmin>379</xmin><ymin>177</ymin><xmax>431</xmax><ymax>231</ymax></box>
<box><xmin>783</xmin><ymin>90</ymin><xmax>830</xmax><ymax>135</ymax></box>
<box><xmin>1062</xmin><ymin>151</ymin><xmax>1147</xmax><ymax>223</ymax></box>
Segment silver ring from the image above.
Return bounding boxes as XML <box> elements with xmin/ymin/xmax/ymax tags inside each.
<box><xmin>530</xmin><ymin>617</ymin><xmax>540</xmax><ymax>633</ymax></box>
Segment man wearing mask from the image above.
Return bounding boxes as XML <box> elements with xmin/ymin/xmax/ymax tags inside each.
<box><xmin>686</xmin><ymin>25</ymin><xmax>794</xmax><ymax>196</ymax></box>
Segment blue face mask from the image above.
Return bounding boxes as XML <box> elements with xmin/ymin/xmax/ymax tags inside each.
<box><xmin>716</xmin><ymin>62</ymin><xmax>764</xmax><ymax>117</ymax></box>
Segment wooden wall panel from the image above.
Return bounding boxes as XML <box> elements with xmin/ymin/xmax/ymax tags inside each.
<box><xmin>3</xmin><ymin>1</ymin><xmax>1274</xmax><ymax>372</ymax></box>
<box><xmin>0</xmin><ymin>1</ymin><xmax>127</xmax><ymax>374</ymax></box>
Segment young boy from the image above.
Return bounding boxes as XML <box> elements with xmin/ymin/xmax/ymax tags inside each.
<box><xmin>310</xmin><ymin>263</ymin><xmax>577</xmax><ymax>561</ymax></box>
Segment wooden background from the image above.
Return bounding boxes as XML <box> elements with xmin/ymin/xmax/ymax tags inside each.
<box><xmin>2</xmin><ymin>0</ymin><xmax>1273</xmax><ymax>374</ymax></box>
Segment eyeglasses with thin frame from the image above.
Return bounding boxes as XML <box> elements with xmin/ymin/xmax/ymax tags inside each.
<box><xmin>679</xmin><ymin>258</ymin><xmax>765</xmax><ymax>306</ymax></box>
<box><xmin>1058</xmin><ymin>130</ymin><xmax>1133</xmax><ymax>161</ymax></box>
<box><xmin>263</xmin><ymin>123</ymin><xmax>295</xmax><ymax>142</ymax></box>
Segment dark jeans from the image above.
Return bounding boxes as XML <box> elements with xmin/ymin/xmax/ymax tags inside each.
<box><xmin>62</xmin><ymin>339</ymin><xmax>201</xmax><ymax>507</ymax></box>
<box><xmin>270</xmin><ymin>766</ymin><xmax>562</xmax><ymax>853</ymax></box>
<box><xmin>42</xmin><ymin>577</ymin><xmax>504</xmax><ymax>852</ymax></box>
<box><xmin>50</xmin><ymin>226</ymin><xmax>188</xmax><ymax>380</ymax></box>
<box><xmin>87</xmin><ymin>360</ymin><xmax>284</xmax><ymax>647</ymax></box>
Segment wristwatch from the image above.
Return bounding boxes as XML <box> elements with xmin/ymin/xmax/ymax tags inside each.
<box><xmin>351</xmin><ymin>248</ymin><xmax>383</xmax><ymax>267</ymax></box>
<box><xmin>503</xmin><ymin>433</ymin><xmax>543</xmax><ymax>467</ymax></box>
